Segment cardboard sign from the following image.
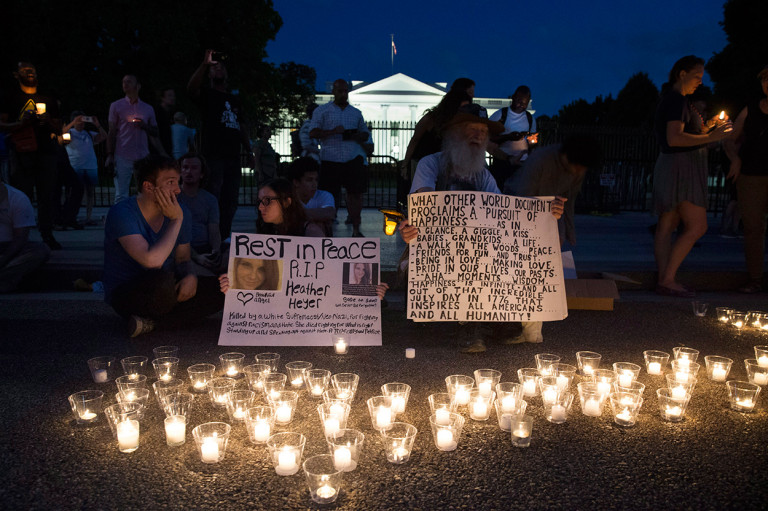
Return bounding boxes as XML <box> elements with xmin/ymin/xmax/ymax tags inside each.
<box><xmin>218</xmin><ymin>233</ymin><xmax>383</xmax><ymax>346</ymax></box>
<box><xmin>407</xmin><ymin>191</ymin><xmax>567</xmax><ymax>322</ymax></box>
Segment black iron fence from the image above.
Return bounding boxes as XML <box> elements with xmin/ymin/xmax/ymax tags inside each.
<box><xmin>85</xmin><ymin>121</ymin><xmax>731</xmax><ymax>214</ymax></box>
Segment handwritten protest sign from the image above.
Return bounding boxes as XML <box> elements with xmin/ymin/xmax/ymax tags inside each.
<box><xmin>407</xmin><ymin>191</ymin><xmax>567</xmax><ymax>322</ymax></box>
<box><xmin>218</xmin><ymin>233</ymin><xmax>383</xmax><ymax>346</ymax></box>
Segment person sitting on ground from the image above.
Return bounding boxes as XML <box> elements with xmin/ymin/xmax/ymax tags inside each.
<box><xmin>176</xmin><ymin>152</ymin><xmax>223</xmax><ymax>276</ymax></box>
<box><xmin>400</xmin><ymin>111</ymin><xmax>565</xmax><ymax>353</ymax></box>
<box><xmin>62</xmin><ymin>111</ymin><xmax>107</xmax><ymax>226</ymax></box>
<box><xmin>0</xmin><ymin>179</ymin><xmax>50</xmax><ymax>292</ymax></box>
<box><xmin>289</xmin><ymin>157</ymin><xmax>335</xmax><ymax>236</ymax></box>
<box><xmin>103</xmin><ymin>155</ymin><xmax>223</xmax><ymax>337</ymax></box>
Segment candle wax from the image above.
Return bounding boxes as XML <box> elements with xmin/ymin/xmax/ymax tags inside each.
<box><xmin>550</xmin><ymin>404</ymin><xmax>566</xmax><ymax>422</ymax></box>
<box><xmin>334</xmin><ymin>446</ymin><xmax>353</xmax><ymax>471</ymax></box>
<box><xmin>315</xmin><ymin>485</ymin><xmax>337</xmax><ymax>499</ymax></box>
<box><xmin>478</xmin><ymin>381</ymin><xmax>492</xmax><ymax>397</ymax></box>
<box><xmin>80</xmin><ymin>410</ymin><xmax>97</xmax><ymax>420</ymax></box>
<box><xmin>671</xmin><ymin>386</ymin><xmax>687</xmax><ymax>400</ymax></box>
<box><xmin>275</xmin><ymin>449</ymin><xmax>298</xmax><ymax>475</ymax></box>
<box><xmin>556</xmin><ymin>375</ymin><xmax>569</xmax><ymax>390</ymax></box>
<box><xmin>583</xmin><ymin>398</ymin><xmax>601</xmax><ymax>416</ymax></box>
<box><xmin>194</xmin><ymin>381</ymin><xmax>206</xmax><ymax>389</ymax></box>
<box><xmin>752</xmin><ymin>372</ymin><xmax>768</xmax><ymax>385</ymax></box>
<box><xmin>471</xmin><ymin>400</ymin><xmax>488</xmax><ymax>418</ymax></box>
<box><xmin>735</xmin><ymin>399</ymin><xmax>754</xmax><ymax>409</ymax></box>
<box><xmin>117</xmin><ymin>420</ymin><xmax>140</xmax><ymax>452</ymax></box>
<box><xmin>329</xmin><ymin>404</ymin><xmax>345</xmax><ymax>417</ymax></box>
<box><xmin>542</xmin><ymin>388</ymin><xmax>557</xmax><ymax>406</ymax></box>
<box><xmin>291</xmin><ymin>378</ymin><xmax>303</xmax><ymax>386</ymax></box>
<box><xmin>597</xmin><ymin>381</ymin><xmax>611</xmax><ymax>395</ymax></box>
<box><xmin>436</xmin><ymin>429</ymin><xmax>457</xmax><ymax>451</ymax></box>
<box><xmin>618</xmin><ymin>373</ymin><xmax>633</xmax><ymax>388</ymax></box>
<box><xmin>324</xmin><ymin>417</ymin><xmax>340</xmax><ymax>437</ymax></box>
<box><xmin>226</xmin><ymin>367</ymin><xmax>238</xmax><ymax>377</ymax></box>
<box><xmin>454</xmin><ymin>389</ymin><xmax>470</xmax><ymax>405</ymax></box>
<box><xmin>391</xmin><ymin>396</ymin><xmax>406</xmax><ymax>414</ymax></box>
<box><xmin>93</xmin><ymin>369</ymin><xmax>108</xmax><ymax>383</ymax></box>
<box><xmin>500</xmin><ymin>396</ymin><xmax>517</xmax><ymax>413</ymax></box>
<box><xmin>253</xmin><ymin>421</ymin><xmax>270</xmax><ymax>442</ymax></box>
<box><xmin>165</xmin><ymin>419</ymin><xmax>185</xmax><ymax>445</ymax></box>
<box><xmin>711</xmin><ymin>366</ymin><xmax>727</xmax><ymax>382</ymax></box>
<box><xmin>276</xmin><ymin>404</ymin><xmax>292</xmax><ymax>423</ymax></box>
<box><xmin>513</xmin><ymin>428</ymin><xmax>530</xmax><ymax>439</ymax></box>
<box><xmin>758</xmin><ymin>356</ymin><xmax>768</xmax><ymax>368</ymax></box>
<box><xmin>201</xmin><ymin>437</ymin><xmax>219</xmax><ymax>462</ymax></box>
<box><xmin>523</xmin><ymin>380</ymin><xmax>537</xmax><ymax>397</ymax></box>
<box><xmin>648</xmin><ymin>362</ymin><xmax>662</xmax><ymax>375</ymax></box>
<box><xmin>312</xmin><ymin>386</ymin><xmax>324</xmax><ymax>396</ymax></box>
<box><xmin>435</xmin><ymin>408</ymin><xmax>451</xmax><ymax>426</ymax></box>
<box><xmin>583</xmin><ymin>365</ymin><xmax>594</xmax><ymax>375</ymax></box>
<box><xmin>665</xmin><ymin>405</ymin><xmax>682</xmax><ymax>418</ymax></box>
<box><xmin>376</xmin><ymin>407</ymin><xmax>392</xmax><ymax>429</ymax></box>
<box><xmin>391</xmin><ymin>447</ymin><xmax>410</xmax><ymax>462</ymax></box>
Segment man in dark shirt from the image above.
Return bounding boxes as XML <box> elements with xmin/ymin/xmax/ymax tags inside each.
<box><xmin>0</xmin><ymin>61</ymin><xmax>62</xmax><ymax>249</ymax></box>
<box><xmin>188</xmin><ymin>50</ymin><xmax>256</xmax><ymax>240</ymax></box>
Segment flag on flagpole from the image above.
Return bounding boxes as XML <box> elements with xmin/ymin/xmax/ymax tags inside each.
<box><xmin>392</xmin><ymin>40</ymin><xmax>397</xmax><ymax>55</ymax></box>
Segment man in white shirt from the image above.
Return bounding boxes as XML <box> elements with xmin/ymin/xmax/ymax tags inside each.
<box><xmin>309</xmin><ymin>79</ymin><xmax>370</xmax><ymax>237</ymax></box>
<box><xmin>289</xmin><ymin>157</ymin><xmax>335</xmax><ymax>236</ymax></box>
<box><xmin>488</xmin><ymin>86</ymin><xmax>537</xmax><ymax>190</ymax></box>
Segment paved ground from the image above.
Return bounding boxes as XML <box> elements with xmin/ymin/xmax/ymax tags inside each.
<box><xmin>1</xmin><ymin>207</ymin><xmax>766</xmax><ymax>509</ymax></box>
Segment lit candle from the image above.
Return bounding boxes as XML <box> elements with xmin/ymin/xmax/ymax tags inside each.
<box><xmin>275</xmin><ymin>448</ymin><xmax>298</xmax><ymax>475</ymax></box>
<box><xmin>597</xmin><ymin>381</ymin><xmax>611</xmax><ymax>395</ymax></box>
<box><xmin>616</xmin><ymin>409</ymin><xmax>633</xmax><ymax>425</ymax></box>
<box><xmin>316</xmin><ymin>485</ymin><xmax>337</xmax><ymax>499</ymax></box>
<box><xmin>291</xmin><ymin>378</ymin><xmax>303</xmax><ymax>387</ymax></box>
<box><xmin>583</xmin><ymin>398</ymin><xmax>601</xmax><ymax>416</ymax></box>
<box><xmin>376</xmin><ymin>407</ymin><xmax>392</xmax><ymax>429</ymax></box>
<box><xmin>436</xmin><ymin>429</ymin><xmax>457</xmax><ymax>451</ymax></box>
<box><xmin>583</xmin><ymin>365</ymin><xmax>594</xmax><ymax>376</ymax></box>
<box><xmin>35</xmin><ymin>103</ymin><xmax>46</xmax><ymax>115</ymax></box>
<box><xmin>478</xmin><ymin>381</ymin><xmax>492</xmax><ymax>397</ymax></box>
<box><xmin>671</xmin><ymin>386</ymin><xmax>687</xmax><ymax>400</ymax></box>
<box><xmin>324</xmin><ymin>417</ymin><xmax>340</xmax><ymax>437</ymax></box>
<box><xmin>269</xmin><ymin>390</ymin><xmax>281</xmax><ymax>401</ymax></box>
<box><xmin>405</xmin><ymin>348</ymin><xmax>416</xmax><ymax>359</ymax></box>
<box><xmin>711</xmin><ymin>365</ymin><xmax>727</xmax><ymax>382</ymax></box>
<box><xmin>117</xmin><ymin>420</ymin><xmax>140</xmax><ymax>452</ymax></box>
<box><xmin>677</xmin><ymin>357</ymin><xmax>690</xmax><ymax>368</ymax></box>
<box><xmin>675</xmin><ymin>371</ymin><xmax>689</xmax><ymax>383</ymax></box>
<box><xmin>719</xmin><ymin>110</ymin><xmax>725</xmax><ymax>120</ymax></box>
<box><xmin>334</xmin><ymin>339</ymin><xmax>348</xmax><ymax>354</ymax></box>
<box><xmin>513</xmin><ymin>427</ymin><xmax>530</xmax><ymax>439</ymax></box>
<box><xmin>471</xmin><ymin>400</ymin><xmax>488</xmax><ymax>418</ymax></box>
<box><xmin>620</xmin><ymin>395</ymin><xmax>635</xmax><ymax>407</ymax></box>
<box><xmin>664</xmin><ymin>405</ymin><xmax>682</xmax><ymax>419</ymax></box>
<box><xmin>123</xmin><ymin>391</ymin><xmax>137</xmax><ymax>402</ymax></box>
<box><xmin>334</xmin><ymin>446</ymin><xmax>353</xmax><ymax>471</ymax></box>
<box><xmin>522</xmin><ymin>380</ymin><xmax>536</xmax><ymax>397</ymax></box>
<box><xmin>391</xmin><ymin>396</ymin><xmax>406</xmax><ymax>414</ymax></box>
<box><xmin>311</xmin><ymin>386</ymin><xmax>324</xmax><ymax>397</ymax></box>
<box><xmin>735</xmin><ymin>398</ymin><xmax>754</xmax><ymax>409</ymax></box>
<box><xmin>542</xmin><ymin>388</ymin><xmax>557</xmax><ymax>406</ymax></box>
<box><xmin>336</xmin><ymin>390</ymin><xmax>350</xmax><ymax>400</ymax></box>
<box><xmin>62</xmin><ymin>133</ymin><xmax>71</xmax><ymax>141</ymax></box>
<box><xmin>160</xmin><ymin>373</ymin><xmax>172</xmax><ymax>382</ymax></box>
<box><xmin>618</xmin><ymin>372</ymin><xmax>633</xmax><ymax>388</ymax></box>
<box><xmin>435</xmin><ymin>408</ymin><xmax>451</xmax><ymax>426</ymax></box>
<box><xmin>253</xmin><ymin>421</ymin><xmax>270</xmax><ymax>442</ymax></box>
<box><xmin>226</xmin><ymin>367</ymin><xmax>238</xmax><ymax>377</ymax></box>
<box><xmin>454</xmin><ymin>388</ymin><xmax>470</xmax><ymax>405</ymax></box>
<box><xmin>733</xmin><ymin>320</ymin><xmax>744</xmax><ymax>329</ymax></box>
<box><xmin>276</xmin><ymin>404</ymin><xmax>292</xmax><ymax>423</ymax></box>
<box><xmin>719</xmin><ymin>315</ymin><xmax>729</xmax><ymax>323</ymax></box>
<box><xmin>648</xmin><ymin>362</ymin><xmax>662</xmax><ymax>375</ymax></box>
<box><xmin>753</xmin><ymin>372</ymin><xmax>768</xmax><ymax>385</ymax></box>
<box><xmin>201</xmin><ymin>437</ymin><xmax>219</xmax><ymax>462</ymax></box>
<box><xmin>215</xmin><ymin>395</ymin><xmax>229</xmax><ymax>405</ymax></box>
<box><xmin>165</xmin><ymin>418</ymin><xmax>185</xmax><ymax>445</ymax></box>
<box><xmin>329</xmin><ymin>403</ymin><xmax>345</xmax><ymax>417</ymax></box>
<box><xmin>93</xmin><ymin>369</ymin><xmax>108</xmax><ymax>383</ymax></box>
<box><xmin>758</xmin><ymin>356</ymin><xmax>768</xmax><ymax>368</ymax></box>
<box><xmin>499</xmin><ymin>414</ymin><xmax>512</xmax><ymax>430</ymax></box>
<box><xmin>391</xmin><ymin>447</ymin><xmax>409</xmax><ymax>462</ymax></box>
<box><xmin>80</xmin><ymin>410</ymin><xmax>97</xmax><ymax>421</ymax></box>
<box><xmin>500</xmin><ymin>396</ymin><xmax>517</xmax><ymax>413</ymax></box>
<box><xmin>556</xmin><ymin>375</ymin><xmax>569</xmax><ymax>391</ymax></box>
<box><xmin>194</xmin><ymin>381</ymin><xmax>207</xmax><ymax>390</ymax></box>
<box><xmin>233</xmin><ymin>407</ymin><xmax>245</xmax><ymax>420</ymax></box>
<box><xmin>550</xmin><ymin>404</ymin><xmax>566</xmax><ymax>421</ymax></box>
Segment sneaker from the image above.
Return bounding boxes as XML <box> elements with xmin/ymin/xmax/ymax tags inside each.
<box><xmin>129</xmin><ymin>315</ymin><xmax>156</xmax><ymax>337</ymax></box>
<box><xmin>739</xmin><ymin>280</ymin><xmax>762</xmax><ymax>294</ymax></box>
<box><xmin>504</xmin><ymin>334</ymin><xmax>543</xmax><ymax>344</ymax></box>
<box><xmin>461</xmin><ymin>339</ymin><xmax>486</xmax><ymax>353</ymax></box>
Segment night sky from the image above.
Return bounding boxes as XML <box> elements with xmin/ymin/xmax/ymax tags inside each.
<box><xmin>265</xmin><ymin>0</ymin><xmax>728</xmax><ymax>117</ymax></box>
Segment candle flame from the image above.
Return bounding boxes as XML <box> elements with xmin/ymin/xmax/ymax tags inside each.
<box><xmin>719</xmin><ymin>111</ymin><xmax>725</xmax><ymax>120</ymax></box>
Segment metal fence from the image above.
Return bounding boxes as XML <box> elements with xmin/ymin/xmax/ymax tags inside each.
<box><xmin>86</xmin><ymin>120</ymin><xmax>731</xmax><ymax>214</ymax></box>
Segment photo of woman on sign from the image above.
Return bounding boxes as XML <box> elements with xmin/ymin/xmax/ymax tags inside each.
<box><xmin>220</xmin><ymin>258</ymin><xmax>281</xmax><ymax>292</ymax></box>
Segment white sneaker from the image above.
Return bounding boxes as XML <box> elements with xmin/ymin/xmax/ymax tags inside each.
<box><xmin>129</xmin><ymin>315</ymin><xmax>156</xmax><ymax>338</ymax></box>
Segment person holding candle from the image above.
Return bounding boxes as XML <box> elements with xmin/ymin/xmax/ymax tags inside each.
<box><xmin>62</xmin><ymin>111</ymin><xmax>107</xmax><ymax>227</ymax></box>
<box><xmin>652</xmin><ymin>56</ymin><xmax>733</xmax><ymax>297</ymax></box>
<box><xmin>0</xmin><ymin>61</ymin><xmax>63</xmax><ymax>250</ymax></box>
<box><xmin>724</xmin><ymin>64</ymin><xmax>768</xmax><ymax>294</ymax></box>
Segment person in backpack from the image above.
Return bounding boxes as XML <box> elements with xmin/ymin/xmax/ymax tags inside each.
<box><xmin>488</xmin><ymin>86</ymin><xmax>537</xmax><ymax>190</ymax></box>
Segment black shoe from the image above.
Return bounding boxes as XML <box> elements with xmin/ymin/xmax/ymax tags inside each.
<box><xmin>42</xmin><ymin>233</ymin><xmax>62</xmax><ymax>250</ymax></box>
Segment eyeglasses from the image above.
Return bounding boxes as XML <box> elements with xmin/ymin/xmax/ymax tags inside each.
<box><xmin>257</xmin><ymin>196</ymin><xmax>279</xmax><ymax>208</ymax></box>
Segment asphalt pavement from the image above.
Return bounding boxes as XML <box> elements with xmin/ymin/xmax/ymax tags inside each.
<box><xmin>1</xmin><ymin>208</ymin><xmax>767</xmax><ymax>510</ymax></box>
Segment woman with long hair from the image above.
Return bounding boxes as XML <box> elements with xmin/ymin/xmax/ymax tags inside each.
<box><xmin>255</xmin><ymin>177</ymin><xmax>325</xmax><ymax>237</ymax></box>
<box><xmin>350</xmin><ymin>262</ymin><xmax>372</xmax><ymax>285</ymax></box>
<box><xmin>231</xmin><ymin>257</ymin><xmax>280</xmax><ymax>290</ymax></box>
<box><xmin>652</xmin><ymin>55</ymin><xmax>732</xmax><ymax>297</ymax></box>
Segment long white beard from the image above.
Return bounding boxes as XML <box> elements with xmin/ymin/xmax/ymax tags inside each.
<box><xmin>441</xmin><ymin>133</ymin><xmax>487</xmax><ymax>184</ymax></box>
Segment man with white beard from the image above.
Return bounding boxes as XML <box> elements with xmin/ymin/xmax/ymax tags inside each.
<box><xmin>403</xmin><ymin>113</ymin><xmax>565</xmax><ymax>353</ymax></box>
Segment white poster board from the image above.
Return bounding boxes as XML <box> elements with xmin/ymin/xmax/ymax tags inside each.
<box><xmin>407</xmin><ymin>191</ymin><xmax>567</xmax><ymax>322</ymax></box>
<box><xmin>218</xmin><ymin>233</ymin><xmax>383</xmax><ymax>346</ymax></box>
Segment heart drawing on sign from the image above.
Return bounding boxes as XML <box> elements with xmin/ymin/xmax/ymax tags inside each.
<box><xmin>237</xmin><ymin>292</ymin><xmax>254</xmax><ymax>306</ymax></box>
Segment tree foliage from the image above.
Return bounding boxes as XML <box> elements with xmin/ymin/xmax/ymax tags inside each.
<box><xmin>706</xmin><ymin>0</ymin><xmax>768</xmax><ymax>112</ymax></box>
<box><xmin>0</xmin><ymin>0</ymin><xmax>315</xmax><ymax>130</ymax></box>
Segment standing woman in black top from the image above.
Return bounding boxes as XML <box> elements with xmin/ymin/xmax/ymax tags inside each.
<box><xmin>652</xmin><ymin>55</ymin><xmax>732</xmax><ymax>297</ymax></box>
<box><xmin>725</xmin><ymin>65</ymin><xmax>768</xmax><ymax>293</ymax></box>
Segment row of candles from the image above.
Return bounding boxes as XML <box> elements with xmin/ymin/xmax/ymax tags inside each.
<box><xmin>69</xmin><ymin>342</ymin><xmax>767</xmax><ymax>504</ymax></box>
<box><xmin>716</xmin><ymin>307</ymin><xmax>768</xmax><ymax>331</ymax></box>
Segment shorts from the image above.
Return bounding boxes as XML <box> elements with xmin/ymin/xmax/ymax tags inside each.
<box><xmin>320</xmin><ymin>156</ymin><xmax>368</xmax><ymax>195</ymax></box>
<box><xmin>74</xmin><ymin>167</ymin><xmax>98</xmax><ymax>186</ymax></box>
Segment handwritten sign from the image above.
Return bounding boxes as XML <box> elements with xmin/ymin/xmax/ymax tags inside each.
<box><xmin>218</xmin><ymin>233</ymin><xmax>383</xmax><ymax>346</ymax></box>
<box><xmin>407</xmin><ymin>191</ymin><xmax>567</xmax><ymax>322</ymax></box>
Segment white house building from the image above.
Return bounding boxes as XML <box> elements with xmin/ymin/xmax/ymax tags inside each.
<box><xmin>272</xmin><ymin>73</ymin><xmax>534</xmax><ymax>159</ymax></box>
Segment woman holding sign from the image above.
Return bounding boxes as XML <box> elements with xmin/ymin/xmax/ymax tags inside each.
<box><xmin>256</xmin><ymin>178</ymin><xmax>325</xmax><ymax>237</ymax></box>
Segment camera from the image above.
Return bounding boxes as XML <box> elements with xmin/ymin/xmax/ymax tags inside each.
<box><xmin>81</xmin><ymin>116</ymin><xmax>93</xmax><ymax>123</ymax></box>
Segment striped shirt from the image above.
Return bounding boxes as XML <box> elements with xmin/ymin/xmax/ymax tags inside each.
<box><xmin>309</xmin><ymin>101</ymin><xmax>369</xmax><ymax>163</ymax></box>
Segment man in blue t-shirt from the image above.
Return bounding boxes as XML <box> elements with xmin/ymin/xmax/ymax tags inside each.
<box><xmin>103</xmin><ymin>155</ymin><xmax>223</xmax><ymax>336</ymax></box>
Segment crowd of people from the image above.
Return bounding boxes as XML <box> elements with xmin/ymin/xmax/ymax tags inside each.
<box><xmin>0</xmin><ymin>54</ymin><xmax>765</xmax><ymax>346</ymax></box>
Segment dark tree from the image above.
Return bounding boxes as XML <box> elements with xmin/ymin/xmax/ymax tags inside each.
<box><xmin>609</xmin><ymin>72</ymin><xmax>659</xmax><ymax>127</ymax></box>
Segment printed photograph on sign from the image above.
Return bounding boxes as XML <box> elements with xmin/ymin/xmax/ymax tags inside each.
<box><xmin>342</xmin><ymin>262</ymin><xmax>379</xmax><ymax>297</ymax></box>
<box><xmin>230</xmin><ymin>257</ymin><xmax>282</xmax><ymax>291</ymax></box>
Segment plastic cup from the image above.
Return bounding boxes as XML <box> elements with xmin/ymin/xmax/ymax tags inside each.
<box><xmin>517</xmin><ymin>368</ymin><xmax>539</xmax><ymax>398</ymax></box>
<box><xmin>744</xmin><ymin>359</ymin><xmax>768</xmax><ymax>386</ymax></box>
<box><xmin>162</xmin><ymin>391</ymin><xmax>194</xmax><ymax>417</ymax></box>
<box><xmin>152</xmin><ymin>378</ymin><xmax>185</xmax><ymax>408</ymax></box>
<box><xmin>495</xmin><ymin>398</ymin><xmax>527</xmax><ymax>431</ymax></box>
<box><xmin>115</xmin><ymin>374</ymin><xmax>147</xmax><ymax>394</ymax></box>
<box><xmin>187</xmin><ymin>363</ymin><xmax>216</xmax><ymax>393</ymax></box>
<box><xmin>226</xmin><ymin>390</ymin><xmax>256</xmax><ymax>422</ymax></box>
<box><xmin>68</xmin><ymin>390</ymin><xmax>104</xmax><ymax>424</ymax></box>
<box><xmin>510</xmin><ymin>415</ymin><xmax>533</xmax><ymax>448</ymax></box>
<box><xmin>152</xmin><ymin>357</ymin><xmax>179</xmax><ymax>382</ymax></box>
<box><xmin>381</xmin><ymin>383</ymin><xmax>411</xmax><ymax>416</ymax></box>
<box><xmin>726</xmin><ymin>381</ymin><xmax>761</xmax><ymax>412</ymax></box>
<box><xmin>692</xmin><ymin>301</ymin><xmax>709</xmax><ymax>317</ymax></box>
<box><xmin>262</xmin><ymin>373</ymin><xmax>288</xmax><ymax>401</ymax></box>
<box><xmin>267</xmin><ymin>432</ymin><xmax>306</xmax><ymax>476</ymax></box>
<box><xmin>367</xmin><ymin>395</ymin><xmax>394</xmax><ymax>432</ymax></box>
<box><xmin>317</xmin><ymin>402</ymin><xmax>351</xmax><ymax>439</ymax></box>
<box><xmin>165</xmin><ymin>415</ymin><xmax>186</xmax><ymax>447</ymax></box>
<box><xmin>704</xmin><ymin>356</ymin><xmax>732</xmax><ymax>382</ymax></box>
<box><xmin>303</xmin><ymin>454</ymin><xmax>342</xmax><ymax>504</ymax></box>
<box><xmin>120</xmin><ymin>356</ymin><xmax>148</xmax><ymax>377</ymax></box>
<box><xmin>219</xmin><ymin>352</ymin><xmax>245</xmax><ymax>378</ymax></box>
<box><xmin>429</xmin><ymin>412</ymin><xmax>464</xmax><ymax>452</ymax></box>
<box><xmin>535</xmin><ymin>353</ymin><xmax>561</xmax><ymax>376</ymax></box>
<box><xmin>552</xmin><ymin>364</ymin><xmax>577</xmax><ymax>392</ymax></box>
<box><xmin>153</xmin><ymin>345</ymin><xmax>179</xmax><ymax>359</ymax></box>
<box><xmin>305</xmin><ymin>369</ymin><xmax>332</xmax><ymax>399</ymax></box>
<box><xmin>544</xmin><ymin>392</ymin><xmax>572</xmax><ymax>424</ymax></box>
<box><xmin>243</xmin><ymin>363</ymin><xmax>271</xmax><ymax>392</ymax></box>
<box><xmin>255</xmin><ymin>352</ymin><xmax>281</xmax><ymax>372</ymax></box>
<box><xmin>269</xmin><ymin>390</ymin><xmax>299</xmax><ymax>425</ymax></box>
<box><xmin>445</xmin><ymin>375</ymin><xmax>474</xmax><ymax>406</ymax></box>
<box><xmin>609</xmin><ymin>392</ymin><xmax>642</xmax><ymax>427</ymax></box>
<box><xmin>207</xmin><ymin>377</ymin><xmax>236</xmax><ymax>408</ymax></box>
<box><xmin>473</xmin><ymin>369</ymin><xmax>502</xmax><ymax>397</ymax></box>
<box><xmin>380</xmin><ymin>422</ymin><xmax>417</xmax><ymax>464</ymax></box>
<box><xmin>657</xmin><ymin>388</ymin><xmax>690</xmax><ymax>422</ymax></box>
<box><xmin>245</xmin><ymin>406</ymin><xmax>276</xmax><ymax>444</ymax></box>
<box><xmin>576</xmin><ymin>351</ymin><xmax>601</xmax><ymax>376</ymax></box>
<box><xmin>327</xmin><ymin>429</ymin><xmax>364</xmax><ymax>472</ymax></box>
<box><xmin>192</xmin><ymin>422</ymin><xmax>231</xmax><ymax>463</ymax></box>
<box><xmin>330</xmin><ymin>373</ymin><xmax>359</xmax><ymax>401</ymax></box>
<box><xmin>643</xmin><ymin>350</ymin><xmax>669</xmax><ymax>376</ymax></box>
<box><xmin>578</xmin><ymin>382</ymin><xmax>607</xmax><ymax>417</ymax></box>
<box><xmin>612</xmin><ymin>362</ymin><xmax>641</xmax><ymax>388</ymax></box>
<box><xmin>87</xmin><ymin>356</ymin><xmax>116</xmax><ymax>383</ymax></box>
<box><xmin>285</xmin><ymin>361</ymin><xmax>313</xmax><ymax>388</ymax></box>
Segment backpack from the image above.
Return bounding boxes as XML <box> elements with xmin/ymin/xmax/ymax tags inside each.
<box><xmin>499</xmin><ymin>107</ymin><xmax>533</xmax><ymax>131</ymax></box>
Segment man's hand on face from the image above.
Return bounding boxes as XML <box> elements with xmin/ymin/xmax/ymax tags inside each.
<box><xmin>154</xmin><ymin>187</ymin><xmax>183</xmax><ymax>221</ymax></box>
<box><xmin>175</xmin><ymin>274</ymin><xmax>198</xmax><ymax>302</ymax></box>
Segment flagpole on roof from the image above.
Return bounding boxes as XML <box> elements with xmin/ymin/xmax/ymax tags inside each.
<box><xmin>390</xmin><ymin>34</ymin><xmax>394</xmax><ymax>74</ymax></box>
